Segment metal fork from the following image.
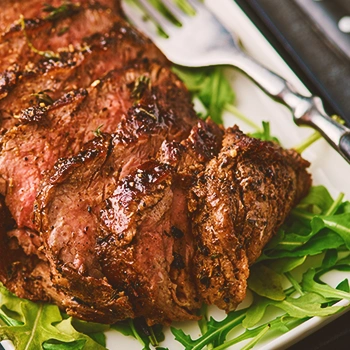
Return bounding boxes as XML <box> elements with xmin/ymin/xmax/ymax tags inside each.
<box><xmin>122</xmin><ymin>0</ymin><xmax>350</xmax><ymax>163</ymax></box>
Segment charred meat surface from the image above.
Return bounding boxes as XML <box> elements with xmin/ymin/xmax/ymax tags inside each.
<box><xmin>190</xmin><ymin>126</ymin><xmax>311</xmax><ymax>311</ymax></box>
<box><xmin>0</xmin><ymin>62</ymin><xmax>185</xmax><ymax>231</ymax></box>
<box><xmin>34</xmin><ymin>63</ymin><xmax>197</xmax><ymax>324</ymax></box>
<box><xmin>0</xmin><ymin>1</ymin><xmax>121</xmax><ymax>73</ymax></box>
<box><xmin>0</xmin><ymin>0</ymin><xmax>312</xmax><ymax>327</ymax></box>
<box><xmin>0</xmin><ymin>11</ymin><xmax>167</xmax><ymax>131</ymax></box>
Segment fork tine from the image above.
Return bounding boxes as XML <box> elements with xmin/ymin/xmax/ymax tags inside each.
<box><xmin>161</xmin><ymin>0</ymin><xmax>196</xmax><ymax>17</ymax></box>
<box><xmin>182</xmin><ymin>0</ymin><xmax>201</xmax><ymax>9</ymax></box>
<box><xmin>137</xmin><ymin>0</ymin><xmax>181</xmax><ymax>29</ymax></box>
<box><xmin>121</xmin><ymin>0</ymin><xmax>161</xmax><ymax>40</ymax></box>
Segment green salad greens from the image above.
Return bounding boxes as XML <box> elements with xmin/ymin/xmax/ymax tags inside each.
<box><xmin>0</xmin><ymin>284</ymin><xmax>108</xmax><ymax>350</ymax></box>
<box><xmin>1</xmin><ymin>1</ymin><xmax>349</xmax><ymax>349</ymax></box>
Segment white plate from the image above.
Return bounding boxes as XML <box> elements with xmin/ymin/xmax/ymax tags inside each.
<box><xmin>104</xmin><ymin>0</ymin><xmax>350</xmax><ymax>349</ymax></box>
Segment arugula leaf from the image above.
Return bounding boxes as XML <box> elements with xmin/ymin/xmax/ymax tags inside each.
<box><xmin>0</xmin><ymin>285</ymin><xmax>106</xmax><ymax>350</ymax></box>
<box><xmin>298</xmin><ymin>186</ymin><xmax>334</xmax><ymax>215</ymax></box>
<box><xmin>265</xmin><ymin>256</ymin><xmax>307</xmax><ymax>274</ymax></box>
<box><xmin>171</xmin><ymin>309</ymin><xmax>246</xmax><ymax>350</ymax></box>
<box><xmin>249</xmin><ymin>121</ymin><xmax>280</xmax><ymax>144</ymax></box>
<box><xmin>243</xmin><ymin>292</ymin><xmax>345</xmax><ymax>329</ymax></box>
<box><xmin>313</xmin><ymin>214</ymin><xmax>350</xmax><ymax>249</ymax></box>
<box><xmin>301</xmin><ymin>269</ymin><xmax>350</xmax><ymax>301</ymax></box>
<box><xmin>42</xmin><ymin>339</ymin><xmax>86</xmax><ymax>350</ymax></box>
<box><xmin>112</xmin><ymin>318</ymin><xmax>164</xmax><ymax>350</ymax></box>
<box><xmin>217</xmin><ymin>315</ymin><xmax>305</xmax><ymax>350</ymax></box>
<box><xmin>248</xmin><ymin>264</ymin><xmax>286</xmax><ymax>301</ymax></box>
<box><xmin>172</xmin><ymin>66</ymin><xmax>235</xmax><ymax>123</ymax></box>
<box><xmin>336</xmin><ymin>279</ymin><xmax>350</xmax><ymax>293</ymax></box>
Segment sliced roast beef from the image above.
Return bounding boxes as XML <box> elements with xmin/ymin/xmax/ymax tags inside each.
<box><xmin>33</xmin><ymin>63</ymin><xmax>197</xmax><ymax>324</ymax></box>
<box><xmin>0</xmin><ymin>0</ymin><xmax>62</xmax><ymax>33</ymax></box>
<box><xmin>0</xmin><ymin>1</ymin><xmax>120</xmax><ymax>74</ymax></box>
<box><xmin>190</xmin><ymin>126</ymin><xmax>312</xmax><ymax>311</ymax></box>
<box><xmin>1</xmin><ymin>63</ymin><xmax>179</xmax><ymax>231</ymax></box>
<box><xmin>0</xmin><ymin>194</ymin><xmax>48</xmax><ymax>301</ymax></box>
<box><xmin>35</xmin><ymin>119</ymin><xmax>219</xmax><ymax>324</ymax></box>
<box><xmin>0</xmin><ymin>1</ymin><xmax>118</xmax><ymax>33</ymax></box>
<box><xmin>0</xmin><ymin>195</ymin><xmax>129</xmax><ymax>322</ymax></box>
<box><xmin>0</xmin><ymin>16</ymin><xmax>167</xmax><ymax>131</ymax></box>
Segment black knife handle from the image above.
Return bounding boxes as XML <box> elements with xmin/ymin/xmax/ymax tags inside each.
<box><xmin>294</xmin><ymin>0</ymin><xmax>350</xmax><ymax>59</ymax></box>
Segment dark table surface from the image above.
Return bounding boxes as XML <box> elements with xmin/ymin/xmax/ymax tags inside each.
<box><xmin>234</xmin><ymin>0</ymin><xmax>350</xmax><ymax>348</ymax></box>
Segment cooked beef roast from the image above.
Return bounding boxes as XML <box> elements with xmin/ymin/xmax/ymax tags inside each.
<box><xmin>0</xmin><ymin>4</ymin><xmax>166</xmax><ymax>131</ymax></box>
<box><xmin>190</xmin><ymin>126</ymin><xmax>312</xmax><ymax>311</ymax></box>
<box><xmin>0</xmin><ymin>0</ymin><xmax>312</xmax><ymax>326</ymax></box>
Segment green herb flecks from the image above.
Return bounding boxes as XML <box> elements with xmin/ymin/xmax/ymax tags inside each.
<box><xmin>132</xmin><ymin>75</ymin><xmax>151</xmax><ymax>100</ymax></box>
<box><xmin>93</xmin><ymin>125</ymin><xmax>104</xmax><ymax>137</ymax></box>
<box><xmin>137</xmin><ymin>107</ymin><xmax>157</xmax><ymax>120</ymax></box>
<box><xmin>31</xmin><ymin>90</ymin><xmax>54</xmax><ymax>106</ymax></box>
<box><xmin>58</xmin><ymin>26</ymin><xmax>70</xmax><ymax>36</ymax></box>
<box><xmin>43</xmin><ymin>2</ymin><xmax>80</xmax><ymax>21</ymax></box>
<box><xmin>19</xmin><ymin>15</ymin><xmax>59</xmax><ymax>59</ymax></box>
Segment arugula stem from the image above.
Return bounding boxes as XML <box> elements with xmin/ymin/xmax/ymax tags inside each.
<box><xmin>224</xmin><ymin>104</ymin><xmax>260</xmax><ymax>131</ymax></box>
<box><xmin>325</xmin><ymin>193</ymin><xmax>345</xmax><ymax>216</ymax></box>
<box><xmin>128</xmin><ymin>319</ymin><xmax>145</xmax><ymax>347</ymax></box>
<box><xmin>291</xmin><ymin>208</ymin><xmax>314</xmax><ymax>221</ymax></box>
<box><xmin>211</xmin><ymin>318</ymin><xmax>274</xmax><ymax>350</ymax></box>
<box><xmin>293</xmin><ymin>131</ymin><xmax>321</xmax><ymax>154</ymax></box>
<box><xmin>211</xmin><ymin>69</ymin><xmax>221</xmax><ymax>121</ymax></box>
<box><xmin>241</xmin><ymin>325</ymin><xmax>270</xmax><ymax>350</ymax></box>
<box><xmin>198</xmin><ymin>305</ymin><xmax>208</xmax><ymax>335</ymax></box>
<box><xmin>190</xmin><ymin>312</ymin><xmax>246</xmax><ymax>350</ymax></box>
<box><xmin>149</xmin><ymin>326</ymin><xmax>159</xmax><ymax>346</ymax></box>
<box><xmin>294</xmin><ymin>114</ymin><xmax>344</xmax><ymax>153</ymax></box>
<box><xmin>148</xmin><ymin>0</ymin><xmax>182</xmax><ymax>27</ymax></box>
<box><xmin>285</xmin><ymin>272</ymin><xmax>303</xmax><ymax>296</ymax></box>
<box><xmin>292</xmin><ymin>192</ymin><xmax>344</xmax><ymax>221</ymax></box>
<box><xmin>19</xmin><ymin>15</ymin><xmax>59</xmax><ymax>59</ymax></box>
<box><xmin>197</xmin><ymin>305</ymin><xmax>214</xmax><ymax>350</ymax></box>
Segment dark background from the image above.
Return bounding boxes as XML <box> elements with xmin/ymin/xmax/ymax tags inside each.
<box><xmin>234</xmin><ymin>0</ymin><xmax>350</xmax><ymax>348</ymax></box>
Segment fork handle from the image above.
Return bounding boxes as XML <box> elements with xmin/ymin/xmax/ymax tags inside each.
<box><xmin>229</xmin><ymin>52</ymin><xmax>350</xmax><ymax>163</ymax></box>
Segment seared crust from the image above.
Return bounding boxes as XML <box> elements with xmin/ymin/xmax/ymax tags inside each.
<box><xmin>0</xmin><ymin>12</ymin><xmax>167</xmax><ymax>131</ymax></box>
<box><xmin>190</xmin><ymin>126</ymin><xmax>311</xmax><ymax>311</ymax></box>
<box><xmin>34</xmin><ymin>64</ymin><xmax>197</xmax><ymax>324</ymax></box>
